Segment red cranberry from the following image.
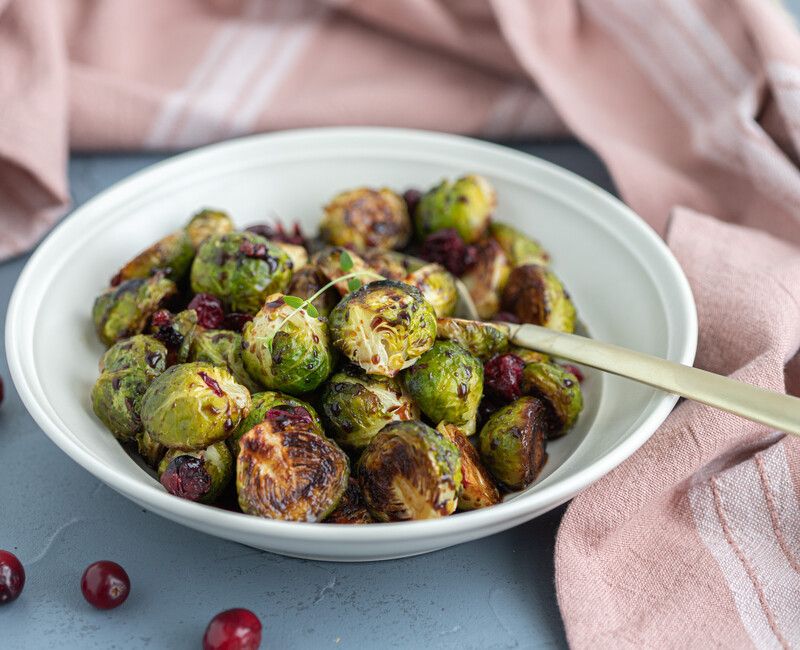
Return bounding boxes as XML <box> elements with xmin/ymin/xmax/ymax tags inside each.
<box><xmin>203</xmin><ymin>608</ymin><xmax>262</xmax><ymax>650</ymax></box>
<box><xmin>150</xmin><ymin>309</ymin><xmax>173</xmax><ymax>328</ymax></box>
<box><xmin>81</xmin><ymin>561</ymin><xmax>130</xmax><ymax>610</ymax></box>
<box><xmin>246</xmin><ymin>221</ymin><xmax>305</xmax><ymax>246</ymax></box>
<box><xmin>419</xmin><ymin>229</ymin><xmax>478</xmax><ymax>276</ymax></box>
<box><xmin>264</xmin><ymin>406</ymin><xmax>313</xmax><ymax>428</ymax></box>
<box><xmin>223</xmin><ymin>313</ymin><xmax>253</xmax><ymax>332</ymax></box>
<box><xmin>0</xmin><ymin>550</ymin><xmax>25</xmax><ymax>604</ymax></box>
<box><xmin>484</xmin><ymin>354</ymin><xmax>526</xmax><ymax>403</ymax></box>
<box><xmin>492</xmin><ymin>311</ymin><xmax>520</xmax><ymax>324</ymax></box>
<box><xmin>160</xmin><ymin>455</ymin><xmax>212</xmax><ymax>502</ymax></box>
<box><xmin>188</xmin><ymin>293</ymin><xmax>225</xmax><ymax>329</ymax></box>
<box><xmin>561</xmin><ymin>364</ymin><xmax>584</xmax><ymax>383</ymax></box>
<box><xmin>402</xmin><ymin>189</ymin><xmax>422</xmax><ymax>216</ymax></box>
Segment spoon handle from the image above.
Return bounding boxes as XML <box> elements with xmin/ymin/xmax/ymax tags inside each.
<box><xmin>510</xmin><ymin>323</ymin><xmax>800</xmax><ymax>437</ymax></box>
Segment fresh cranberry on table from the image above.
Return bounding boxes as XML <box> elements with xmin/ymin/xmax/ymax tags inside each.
<box><xmin>484</xmin><ymin>353</ymin><xmax>526</xmax><ymax>403</ymax></box>
<box><xmin>81</xmin><ymin>561</ymin><xmax>130</xmax><ymax>609</ymax></box>
<box><xmin>203</xmin><ymin>608</ymin><xmax>262</xmax><ymax>650</ymax></box>
<box><xmin>188</xmin><ymin>293</ymin><xmax>225</xmax><ymax>329</ymax></box>
<box><xmin>0</xmin><ymin>550</ymin><xmax>25</xmax><ymax>604</ymax></box>
<box><xmin>419</xmin><ymin>228</ymin><xmax>478</xmax><ymax>276</ymax></box>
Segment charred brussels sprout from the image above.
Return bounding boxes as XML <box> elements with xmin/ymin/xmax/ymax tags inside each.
<box><xmin>489</xmin><ymin>222</ymin><xmax>549</xmax><ymax>267</ymax></box>
<box><xmin>189</xmin><ymin>329</ymin><xmax>260</xmax><ymax>393</ymax></box>
<box><xmin>415</xmin><ymin>174</ymin><xmax>495</xmax><ymax>244</ymax></box>
<box><xmin>185</xmin><ymin>209</ymin><xmax>234</xmax><ymax>248</ymax></box>
<box><xmin>100</xmin><ymin>335</ymin><xmax>167</xmax><ymax>376</ymax></box>
<box><xmin>236</xmin><ymin>409</ymin><xmax>349</xmax><ymax>522</ymax></box>
<box><xmin>324</xmin><ymin>478</ymin><xmax>374</xmax><ymax>524</ymax></box>
<box><xmin>437</xmin><ymin>422</ymin><xmax>500</xmax><ymax>510</ymax></box>
<box><xmin>329</xmin><ymin>280</ymin><xmax>437</xmax><ymax>377</ymax></box>
<box><xmin>135</xmin><ymin>430</ymin><xmax>166</xmax><ymax>469</ymax></box>
<box><xmin>460</xmin><ymin>239</ymin><xmax>511</xmax><ymax>319</ymax></box>
<box><xmin>241</xmin><ymin>294</ymin><xmax>333</xmax><ymax>395</ymax></box>
<box><xmin>402</xmin><ymin>341</ymin><xmax>483</xmax><ymax>435</ymax></box>
<box><xmin>92</xmin><ymin>273</ymin><xmax>177</xmax><ymax>346</ymax></box>
<box><xmin>358</xmin><ymin>420</ymin><xmax>462</xmax><ymax>521</ymax></box>
<box><xmin>113</xmin><ymin>231</ymin><xmax>195</xmax><ymax>284</ymax></box>
<box><xmin>321</xmin><ymin>188</ymin><xmax>411</xmax><ymax>251</ymax></box>
<box><xmin>405</xmin><ymin>263</ymin><xmax>457</xmax><ymax>318</ymax></box>
<box><xmin>501</xmin><ymin>264</ymin><xmax>576</xmax><ymax>333</ymax></box>
<box><xmin>362</xmin><ymin>249</ymin><xmax>420</xmax><ymax>281</ymax></box>
<box><xmin>190</xmin><ymin>232</ymin><xmax>292</xmax><ymax>314</ymax></box>
<box><xmin>91</xmin><ymin>368</ymin><xmax>153</xmax><ymax>440</ymax></box>
<box><xmin>140</xmin><ymin>362</ymin><xmax>251</xmax><ymax>450</ymax></box>
<box><xmin>521</xmin><ymin>362</ymin><xmax>582</xmax><ymax>437</ymax></box>
<box><xmin>436</xmin><ymin>317</ymin><xmax>509</xmax><ymax>360</ymax></box>
<box><xmin>320</xmin><ymin>366</ymin><xmax>419</xmax><ymax>452</ymax></box>
<box><xmin>287</xmin><ymin>266</ymin><xmax>340</xmax><ymax>318</ymax></box>
<box><xmin>158</xmin><ymin>441</ymin><xmax>233</xmax><ymax>504</ymax></box>
<box><xmin>312</xmin><ymin>246</ymin><xmax>377</xmax><ymax>296</ymax></box>
<box><xmin>505</xmin><ymin>345</ymin><xmax>550</xmax><ymax>366</ymax></box>
<box><xmin>478</xmin><ymin>397</ymin><xmax>549</xmax><ymax>490</ymax></box>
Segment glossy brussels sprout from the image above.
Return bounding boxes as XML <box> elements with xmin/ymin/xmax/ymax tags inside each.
<box><xmin>405</xmin><ymin>263</ymin><xmax>457</xmax><ymax>318</ymax></box>
<box><xmin>242</xmin><ymin>294</ymin><xmax>333</xmax><ymax>395</ymax></box>
<box><xmin>91</xmin><ymin>368</ymin><xmax>153</xmax><ymax>440</ymax></box>
<box><xmin>415</xmin><ymin>174</ymin><xmax>495</xmax><ymax>244</ymax></box>
<box><xmin>286</xmin><ymin>266</ymin><xmax>340</xmax><ymax>318</ymax></box>
<box><xmin>113</xmin><ymin>231</ymin><xmax>195</xmax><ymax>284</ymax></box>
<box><xmin>460</xmin><ymin>239</ymin><xmax>511</xmax><ymax>319</ymax></box>
<box><xmin>437</xmin><ymin>422</ymin><xmax>500</xmax><ymax>510</ymax></box>
<box><xmin>506</xmin><ymin>345</ymin><xmax>550</xmax><ymax>366</ymax></box>
<box><xmin>150</xmin><ymin>309</ymin><xmax>201</xmax><ymax>364</ymax></box>
<box><xmin>362</xmin><ymin>249</ymin><xmax>420</xmax><ymax>281</ymax></box>
<box><xmin>358</xmin><ymin>420</ymin><xmax>462</xmax><ymax>521</ymax></box>
<box><xmin>189</xmin><ymin>329</ymin><xmax>260</xmax><ymax>393</ymax></box>
<box><xmin>100</xmin><ymin>334</ymin><xmax>167</xmax><ymax>376</ymax></box>
<box><xmin>478</xmin><ymin>396</ymin><xmax>549</xmax><ymax>490</ymax></box>
<box><xmin>436</xmin><ymin>317</ymin><xmax>509</xmax><ymax>361</ymax></box>
<box><xmin>320</xmin><ymin>365</ymin><xmax>419</xmax><ymax>452</ymax></box>
<box><xmin>312</xmin><ymin>246</ymin><xmax>377</xmax><ymax>296</ymax></box>
<box><xmin>185</xmin><ymin>209</ymin><xmax>234</xmax><ymax>248</ymax></box>
<box><xmin>274</xmin><ymin>241</ymin><xmax>308</xmax><ymax>272</ymax></box>
<box><xmin>324</xmin><ymin>478</ymin><xmax>374</xmax><ymax>524</ymax></box>
<box><xmin>135</xmin><ymin>430</ymin><xmax>166</xmax><ymax>469</ymax></box>
<box><xmin>236</xmin><ymin>409</ymin><xmax>349</xmax><ymax>522</ymax></box>
<box><xmin>158</xmin><ymin>441</ymin><xmax>233</xmax><ymax>504</ymax></box>
<box><xmin>402</xmin><ymin>341</ymin><xmax>483</xmax><ymax>435</ymax></box>
<box><xmin>93</xmin><ymin>273</ymin><xmax>177</xmax><ymax>346</ymax></box>
<box><xmin>501</xmin><ymin>264</ymin><xmax>576</xmax><ymax>333</ymax></box>
<box><xmin>489</xmin><ymin>222</ymin><xmax>549</xmax><ymax>267</ymax></box>
<box><xmin>190</xmin><ymin>232</ymin><xmax>292</xmax><ymax>314</ymax></box>
<box><xmin>140</xmin><ymin>362</ymin><xmax>251</xmax><ymax>450</ymax></box>
<box><xmin>320</xmin><ymin>188</ymin><xmax>411</xmax><ymax>251</ymax></box>
<box><xmin>329</xmin><ymin>280</ymin><xmax>437</xmax><ymax>377</ymax></box>
<box><xmin>521</xmin><ymin>362</ymin><xmax>583</xmax><ymax>437</ymax></box>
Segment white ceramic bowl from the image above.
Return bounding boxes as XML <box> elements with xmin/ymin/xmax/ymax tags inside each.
<box><xmin>7</xmin><ymin>128</ymin><xmax>696</xmax><ymax>561</ymax></box>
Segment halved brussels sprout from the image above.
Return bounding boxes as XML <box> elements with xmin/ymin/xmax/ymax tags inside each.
<box><xmin>189</xmin><ymin>329</ymin><xmax>260</xmax><ymax>393</ymax></box>
<box><xmin>437</xmin><ymin>422</ymin><xmax>500</xmax><ymax>510</ymax></box>
<box><xmin>489</xmin><ymin>222</ymin><xmax>549</xmax><ymax>267</ymax></box>
<box><xmin>324</xmin><ymin>478</ymin><xmax>374</xmax><ymax>524</ymax></box>
<box><xmin>274</xmin><ymin>241</ymin><xmax>308</xmax><ymax>272</ymax></box>
<box><xmin>140</xmin><ymin>362</ymin><xmax>251</xmax><ymax>450</ymax></box>
<box><xmin>436</xmin><ymin>317</ymin><xmax>509</xmax><ymax>360</ymax></box>
<box><xmin>286</xmin><ymin>266</ymin><xmax>340</xmax><ymax>318</ymax></box>
<box><xmin>113</xmin><ymin>231</ymin><xmax>195</xmax><ymax>284</ymax></box>
<box><xmin>501</xmin><ymin>264</ymin><xmax>576</xmax><ymax>333</ymax></box>
<box><xmin>405</xmin><ymin>263</ymin><xmax>457</xmax><ymax>318</ymax></box>
<box><xmin>320</xmin><ymin>365</ymin><xmax>419</xmax><ymax>452</ymax></box>
<box><xmin>312</xmin><ymin>246</ymin><xmax>377</xmax><ymax>296</ymax></box>
<box><xmin>320</xmin><ymin>188</ymin><xmax>411</xmax><ymax>251</ymax></box>
<box><xmin>236</xmin><ymin>410</ymin><xmax>349</xmax><ymax>522</ymax></box>
<box><xmin>402</xmin><ymin>341</ymin><xmax>483</xmax><ymax>435</ymax></box>
<box><xmin>158</xmin><ymin>441</ymin><xmax>233</xmax><ymax>504</ymax></box>
<box><xmin>185</xmin><ymin>209</ymin><xmax>235</xmax><ymax>248</ymax></box>
<box><xmin>362</xmin><ymin>249</ymin><xmax>420</xmax><ymax>281</ymax></box>
<box><xmin>478</xmin><ymin>396</ymin><xmax>549</xmax><ymax>490</ymax></box>
<box><xmin>93</xmin><ymin>273</ymin><xmax>177</xmax><ymax>346</ymax></box>
<box><xmin>242</xmin><ymin>293</ymin><xmax>333</xmax><ymax>395</ymax></box>
<box><xmin>135</xmin><ymin>430</ymin><xmax>166</xmax><ymax>469</ymax></box>
<box><xmin>329</xmin><ymin>280</ymin><xmax>437</xmax><ymax>377</ymax></box>
<box><xmin>190</xmin><ymin>232</ymin><xmax>292</xmax><ymax>314</ymax></box>
<box><xmin>149</xmin><ymin>309</ymin><xmax>201</xmax><ymax>364</ymax></box>
<box><xmin>358</xmin><ymin>420</ymin><xmax>462</xmax><ymax>521</ymax></box>
<box><xmin>91</xmin><ymin>368</ymin><xmax>154</xmax><ymax>440</ymax></box>
<box><xmin>100</xmin><ymin>334</ymin><xmax>167</xmax><ymax>376</ymax></box>
<box><xmin>521</xmin><ymin>362</ymin><xmax>582</xmax><ymax>437</ymax></box>
<box><xmin>505</xmin><ymin>345</ymin><xmax>550</xmax><ymax>366</ymax></box>
<box><xmin>415</xmin><ymin>174</ymin><xmax>495</xmax><ymax>244</ymax></box>
<box><xmin>460</xmin><ymin>239</ymin><xmax>511</xmax><ymax>319</ymax></box>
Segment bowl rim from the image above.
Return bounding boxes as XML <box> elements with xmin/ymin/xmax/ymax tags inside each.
<box><xmin>6</xmin><ymin>126</ymin><xmax>697</xmax><ymax>544</ymax></box>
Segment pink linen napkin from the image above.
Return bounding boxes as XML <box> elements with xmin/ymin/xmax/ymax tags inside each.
<box><xmin>2</xmin><ymin>1</ymin><xmax>800</xmax><ymax>645</ymax></box>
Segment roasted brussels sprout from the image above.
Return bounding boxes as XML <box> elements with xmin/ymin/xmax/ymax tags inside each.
<box><xmin>286</xmin><ymin>266</ymin><xmax>340</xmax><ymax>318</ymax></box>
<box><xmin>415</xmin><ymin>174</ymin><xmax>495</xmax><ymax>244</ymax></box>
<box><xmin>189</xmin><ymin>329</ymin><xmax>260</xmax><ymax>393</ymax></box>
<box><xmin>312</xmin><ymin>246</ymin><xmax>377</xmax><ymax>296</ymax></box>
<box><xmin>505</xmin><ymin>345</ymin><xmax>550</xmax><ymax>366</ymax></box>
<box><xmin>92</xmin><ymin>273</ymin><xmax>177</xmax><ymax>346</ymax></box>
<box><xmin>113</xmin><ymin>231</ymin><xmax>195</xmax><ymax>284</ymax></box>
<box><xmin>158</xmin><ymin>441</ymin><xmax>233</xmax><ymax>503</ymax></box>
<box><xmin>140</xmin><ymin>362</ymin><xmax>251</xmax><ymax>450</ymax></box>
<box><xmin>274</xmin><ymin>241</ymin><xmax>308</xmax><ymax>271</ymax></box>
<box><xmin>402</xmin><ymin>341</ymin><xmax>483</xmax><ymax>435</ymax></box>
<box><xmin>501</xmin><ymin>264</ymin><xmax>576</xmax><ymax>333</ymax></box>
<box><xmin>150</xmin><ymin>308</ymin><xmax>201</xmax><ymax>364</ymax></box>
<box><xmin>489</xmin><ymin>222</ymin><xmax>549</xmax><ymax>267</ymax></box>
<box><xmin>190</xmin><ymin>232</ymin><xmax>292</xmax><ymax>314</ymax></box>
<box><xmin>405</xmin><ymin>263</ymin><xmax>457</xmax><ymax>318</ymax></box>
<box><xmin>329</xmin><ymin>280</ymin><xmax>437</xmax><ymax>377</ymax></box>
<box><xmin>236</xmin><ymin>409</ymin><xmax>349</xmax><ymax>522</ymax></box>
<box><xmin>437</xmin><ymin>422</ymin><xmax>500</xmax><ymax>510</ymax></box>
<box><xmin>478</xmin><ymin>396</ymin><xmax>549</xmax><ymax>490</ymax></box>
<box><xmin>320</xmin><ymin>366</ymin><xmax>419</xmax><ymax>452</ymax></box>
<box><xmin>135</xmin><ymin>430</ymin><xmax>166</xmax><ymax>469</ymax></box>
<box><xmin>436</xmin><ymin>317</ymin><xmax>509</xmax><ymax>360</ymax></box>
<box><xmin>358</xmin><ymin>420</ymin><xmax>462</xmax><ymax>521</ymax></box>
<box><xmin>361</xmin><ymin>249</ymin><xmax>420</xmax><ymax>281</ymax></box>
<box><xmin>320</xmin><ymin>188</ymin><xmax>411</xmax><ymax>251</ymax></box>
<box><xmin>185</xmin><ymin>209</ymin><xmax>234</xmax><ymax>248</ymax></box>
<box><xmin>460</xmin><ymin>239</ymin><xmax>511</xmax><ymax>319</ymax></box>
<box><xmin>100</xmin><ymin>334</ymin><xmax>167</xmax><ymax>376</ymax></box>
<box><xmin>241</xmin><ymin>294</ymin><xmax>333</xmax><ymax>395</ymax></box>
<box><xmin>324</xmin><ymin>478</ymin><xmax>374</xmax><ymax>524</ymax></box>
<box><xmin>521</xmin><ymin>362</ymin><xmax>582</xmax><ymax>437</ymax></box>
<box><xmin>91</xmin><ymin>368</ymin><xmax>153</xmax><ymax>440</ymax></box>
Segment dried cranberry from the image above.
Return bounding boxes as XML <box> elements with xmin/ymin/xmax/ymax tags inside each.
<box><xmin>492</xmin><ymin>311</ymin><xmax>520</xmax><ymax>324</ymax></box>
<box><xmin>160</xmin><ymin>456</ymin><xmax>212</xmax><ymax>502</ymax></box>
<box><xmin>188</xmin><ymin>293</ymin><xmax>225</xmax><ymax>329</ymax></box>
<box><xmin>264</xmin><ymin>406</ymin><xmax>313</xmax><ymax>427</ymax></box>
<box><xmin>561</xmin><ymin>364</ymin><xmax>584</xmax><ymax>383</ymax></box>
<box><xmin>246</xmin><ymin>220</ymin><xmax>306</xmax><ymax>246</ymax></box>
<box><xmin>484</xmin><ymin>353</ymin><xmax>526</xmax><ymax>403</ymax></box>
<box><xmin>419</xmin><ymin>229</ymin><xmax>478</xmax><ymax>276</ymax></box>
<box><xmin>223</xmin><ymin>312</ymin><xmax>253</xmax><ymax>332</ymax></box>
<box><xmin>203</xmin><ymin>608</ymin><xmax>262</xmax><ymax>650</ymax></box>
<box><xmin>238</xmin><ymin>240</ymin><xmax>269</xmax><ymax>259</ymax></box>
<box><xmin>199</xmin><ymin>371</ymin><xmax>224</xmax><ymax>397</ymax></box>
<box><xmin>402</xmin><ymin>189</ymin><xmax>422</xmax><ymax>216</ymax></box>
<box><xmin>0</xmin><ymin>550</ymin><xmax>24</xmax><ymax>604</ymax></box>
<box><xmin>81</xmin><ymin>561</ymin><xmax>130</xmax><ymax>610</ymax></box>
<box><xmin>150</xmin><ymin>309</ymin><xmax>173</xmax><ymax>328</ymax></box>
